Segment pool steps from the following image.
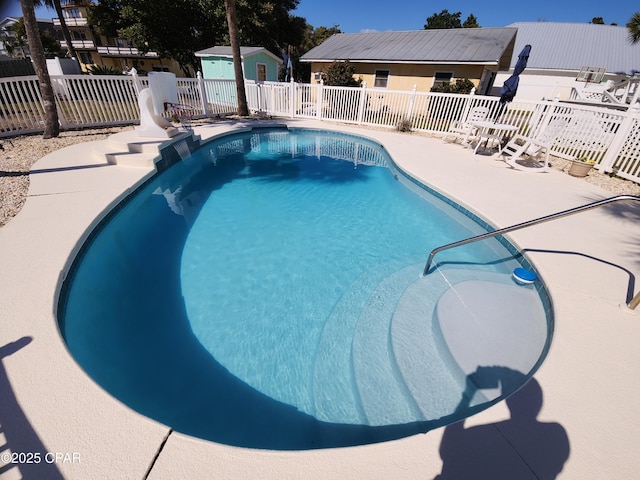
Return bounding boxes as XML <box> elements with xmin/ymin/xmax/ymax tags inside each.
<box><xmin>91</xmin><ymin>130</ymin><xmax>196</xmax><ymax>168</ymax></box>
<box><xmin>351</xmin><ymin>263</ymin><xmax>426</xmax><ymax>425</ymax></box>
<box><xmin>313</xmin><ymin>265</ymin><xmax>547</xmax><ymax>427</ymax></box>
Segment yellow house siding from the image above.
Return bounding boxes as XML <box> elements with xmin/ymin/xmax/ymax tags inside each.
<box><xmin>309</xmin><ymin>62</ymin><xmax>494</xmax><ymax>92</ymax></box>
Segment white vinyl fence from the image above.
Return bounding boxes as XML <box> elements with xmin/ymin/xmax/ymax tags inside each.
<box><xmin>2</xmin><ymin>73</ymin><xmax>640</xmax><ymax>184</ymax></box>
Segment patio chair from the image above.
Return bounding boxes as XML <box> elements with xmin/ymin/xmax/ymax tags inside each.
<box><xmin>500</xmin><ymin>118</ymin><xmax>568</xmax><ymax>173</ymax></box>
<box><xmin>443</xmin><ymin>106</ymin><xmax>490</xmax><ymax>145</ymax></box>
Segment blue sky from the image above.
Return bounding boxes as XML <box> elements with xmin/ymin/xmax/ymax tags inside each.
<box><xmin>293</xmin><ymin>0</ymin><xmax>637</xmax><ymax>32</ymax></box>
<box><xmin>1</xmin><ymin>0</ymin><xmax>636</xmax><ymax>32</ymax></box>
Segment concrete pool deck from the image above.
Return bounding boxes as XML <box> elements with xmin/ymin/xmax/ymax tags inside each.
<box><xmin>1</xmin><ymin>119</ymin><xmax>639</xmax><ymax>479</ymax></box>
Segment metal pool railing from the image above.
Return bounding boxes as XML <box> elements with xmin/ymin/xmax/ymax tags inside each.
<box><xmin>422</xmin><ymin>195</ymin><xmax>640</xmax><ymax>310</ymax></box>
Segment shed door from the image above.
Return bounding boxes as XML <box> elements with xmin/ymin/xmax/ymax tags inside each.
<box><xmin>257</xmin><ymin>63</ymin><xmax>267</xmax><ymax>82</ymax></box>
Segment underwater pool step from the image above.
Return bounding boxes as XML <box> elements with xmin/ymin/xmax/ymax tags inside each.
<box><xmin>435</xmin><ymin>278</ymin><xmax>548</xmax><ymax>400</ymax></box>
<box><xmin>392</xmin><ymin>268</ymin><xmax>547</xmax><ymax>416</ymax></box>
<box><xmin>351</xmin><ymin>263</ymin><xmax>427</xmax><ymax>426</ymax></box>
<box><xmin>390</xmin><ymin>269</ymin><xmax>484</xmax><ymax>420</ymax></box>
<box><xmin>311</xmin><ymin>258</ymin><xmax>422</xmax><ymax>425</ymax></box>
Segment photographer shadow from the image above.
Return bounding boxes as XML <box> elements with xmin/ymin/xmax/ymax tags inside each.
<box><xmin>435</xmin><ymin>367</ymin><xmax>570</xmax><ymax>480</ymax></box>
<box><xmin>0</xmin><ymin>337</ymin><xmax>64</xmax><ymax>480</ymax></box>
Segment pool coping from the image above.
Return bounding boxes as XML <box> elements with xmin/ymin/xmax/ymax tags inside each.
<box><xmin>1</xmin><ymin>119</ymin><xmax>640</xmax><ymax>479</ymax></box>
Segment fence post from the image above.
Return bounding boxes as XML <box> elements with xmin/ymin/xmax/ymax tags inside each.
<box><xmin>316</xmin><ymin>79</ymin><xmax>323</xmax><ymax>120</ymax></box>
<box><xmin>459</xmin><ymin>87</ymin><xmax>476</xmax><ymax>122</ymax></box>
<box><xmin>51</xmin><ymin>75</ymin><xmax>70</xmax><ymax>130</ymax></box>
<box><xmin>130</xmin><ymin>68</ymin><xmax>143</xmax><ymax>95</ymax></box>
<box><xmin>597</xmin><ymin>104</ymin><xmax>639</xmax><ymax>173</ymax></box>
<box><xmin>197</xmin><ymin>71</ymin><xmax>210</xmax><ymax>115</ymax></box>
<box><xmin>289</xmin><ymin>78</ymin><xmax>295</xmax><ymax>118</ymax></box>
<box><xmin>357</xmin><ymin>82</ymin><xmax>367</xmax><ymax>124</ymax></box>
<box><xmin>406</xmin><ymin>84</ymin><xmax>417</xmax><ymax>121</ymax></box>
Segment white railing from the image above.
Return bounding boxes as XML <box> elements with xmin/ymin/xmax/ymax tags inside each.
<box><xmin>96</xmin><ymin>46</ymin><xmax>159</xmax><ymax>57</ymax></box>
<box><xmin>1</xmin><ymin>74</ymin><xmax>640</xmax><ymax>185</ymax></box>
<box><xmin>53</xmin><ymin>17</ymin><xmax>88</xmax><ymax>27</ymax></box>
<box><xmin>71</xmin><ymin>40</ymin><xmax>95</xmax><ymax>49</ymax></box>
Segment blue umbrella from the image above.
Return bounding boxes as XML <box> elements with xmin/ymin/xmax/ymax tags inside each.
<box><xmin>500</xmin><ymin>44</ymin><xmax>532</xmax><ymax>105</ymax></box>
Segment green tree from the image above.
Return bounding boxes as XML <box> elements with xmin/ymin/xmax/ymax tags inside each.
<box><xmin>424</xmin><ymin>9</ymin><xmax>480</xmax><ymax>29</ymax></box>
<box><xmin>462</xmin><ymin>14</ymin><xmax>480</xmax><ymax>28</ymax></box>
<box><xmin>303</xmin><ymin>24</ymin><xmax>341</xmax><ymax>51</ymax></box>
<box><xmin>7</xmin><ymin>17</ymin><xmax>64</xmax><ymax>58</ymax></box>
<box><xmin>90</xmin><ymin>0</ymin><xmax>222</xmax><ymax>76</ymax></box>
<box><xmin>233</xmin><ymin>0</ymin><xmax>305</xmax><ymax>55</ymax></box>
<box><xmin>627</xmin><ymin>12</ymin><xmax>640</xmax><ymax>43</ymax></box>
<box><xmin>285</xmin><ymin>24</ymin><xmax>341</xmax><ymax>82</ymax></box>
<box><xmin>321</xmin><ymin>60</ymin><xmax>362</xmax><ymax>87</ymax></box>
<box><xmin>88</xmin><ymin>0</ymin><xmax>306</xmax><ymax>77</ymax></box>
<box><xmin>591</xmin><ymin>17</ymin><xmax>605</xmax><ymax>24</ymax></box>
<box><xmin>19</xmin><ymin>0</ymin><xmax>59</xmax><ymax>138</ymax></box>
<box><xmin>87</xmin><ymin>0</ymin><xmax>124</xmax><ymax>38</ymax></box>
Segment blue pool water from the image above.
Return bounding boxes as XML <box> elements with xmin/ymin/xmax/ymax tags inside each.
<box><xmin>59</xmin><ymin>128</ymin><xmax>552</xmax><ymax>449</ymax></box>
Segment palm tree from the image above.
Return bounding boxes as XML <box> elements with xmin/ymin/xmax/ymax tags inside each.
<box><xmin>20</xmin><ymin>0</ymin><xmax>60</xmax><ymax>138</ymax></box>
<box><xmin>224</xmin><ymin>0</ymin><xmax>249</xmax><ymax>116</ymax></box>
<box><xmin>627</xmin><ymin>12</ymin><xmax>640</xmax><ymax>43</ymax></box>
<box><xmin>38</xmin><ymin>0</ymin><xmax>78</xmax><ymax>59</ymax></box>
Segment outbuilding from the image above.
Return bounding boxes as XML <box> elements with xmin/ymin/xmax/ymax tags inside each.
<box><xmin>195</xmin><ymin>46</ymin><xmax>283</xmax><ymax>82</ymax></box>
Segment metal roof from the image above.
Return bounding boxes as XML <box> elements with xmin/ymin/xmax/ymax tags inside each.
<box><xmin>506</xmin><ymin>22</ymin><xmax>640</xmax><ymax>75</ymax></box>
<box><xmin>300</xmin><ymin>28</ymin><xmax>517</xmax><ymax>66</ymax></box>
<box><xmin>195</xmin><ymin>46</ymin><xmax>282</xmax><ymax>64</ymax></box>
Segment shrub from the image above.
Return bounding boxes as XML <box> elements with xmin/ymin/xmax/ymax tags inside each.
<box><xmin>396</xmin><ymin>118</ymin><xmax>412</xmax><ymax>132</ymax></box>
<box><xmin>86</xmin><ymin>65</ymin><xmax>125</xmax><ymax>75</ymax></box>
<box><xmin>431</xmin><ymin>77</ymin><xmax>475</xmax><ymax>94</ymax></box>
<box><xmin>321</xmin><ymin>60</ymin><xmax>363</xmax><ymax>87</ymax></box>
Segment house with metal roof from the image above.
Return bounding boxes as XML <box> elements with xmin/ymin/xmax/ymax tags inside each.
<box><xmin>493</xmin><ymin>22</ymin><xmax>640</xmax><ymax>101</ymax></box>
<box><xmin>195</xmin><ymin>46</ymin><xmax>282</xmax><ymax>82</ymax></box>
<box><xmin>299</xmin><ymin>28</ymin><xmax>517</xmax><ymax>94</ymax></box>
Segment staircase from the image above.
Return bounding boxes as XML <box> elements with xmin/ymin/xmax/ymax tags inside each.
<box><xmin>92</xmin><ymin>130</ymin><xmax>195</xmax><ymax>168</ymax></box>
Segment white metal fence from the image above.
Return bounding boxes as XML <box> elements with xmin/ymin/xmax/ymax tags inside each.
<box><xmin>2</xmin><ymin>73</ymin><xmax>640</xmax><ymax>184</ymax></box>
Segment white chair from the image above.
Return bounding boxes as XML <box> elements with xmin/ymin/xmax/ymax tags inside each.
<box><xmin>443</xmin><ymin>106</ymin><xmax>490</xmax><ymax>145</ymax></box>
<box><xmin>500</xmin><ymin>118</ymin><xmax>568</xmax><ymax>173</ymax></box>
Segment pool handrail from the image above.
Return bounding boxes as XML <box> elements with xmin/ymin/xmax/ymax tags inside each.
<box><xmin>422</xmin><ymin>195</ymin><xmax>640</xmax><ymax>310</ymax></box>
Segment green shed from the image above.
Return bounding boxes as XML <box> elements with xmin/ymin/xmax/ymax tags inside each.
<box><xmin>195</xmin><ymin>46</ymin><xmax>283</xmax><ymax>82</ymax></box>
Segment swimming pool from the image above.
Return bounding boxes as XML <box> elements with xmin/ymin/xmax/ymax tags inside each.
<box><xmin>58</xmin><ymin>127</ymin><xmax>552</xmax><ymax>450</ymax></box>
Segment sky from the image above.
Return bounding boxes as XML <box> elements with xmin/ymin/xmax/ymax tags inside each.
<box><xmin>0</xmin><ymin>0</ymin><xmax>637</xmax><ymax>32</ymax></box>
<box><xmin>292</xmin><ymin>0</ymin><xmax>637</xmax><ymax>32</ymax></box>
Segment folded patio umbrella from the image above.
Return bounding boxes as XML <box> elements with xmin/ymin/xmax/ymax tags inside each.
<box><xmin>497</xmin><ymin>44</ymin><xmax>532</xmax><ymax>117</ymax></box>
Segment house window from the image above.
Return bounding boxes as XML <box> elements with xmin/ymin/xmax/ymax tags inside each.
<box><xmin>433</xmin><ymin>71</ymin><xmax>454</xmax><ymax>89</ymax></box>
<box><xmin>256</xmin><ymin>63</ymin><xmax>267</xmax><ymax>81</ymax></box>
<box><xmin>79</xmin><ymin>52</ymin><xmax>93</xmax><ymax>65</ymax></box>
<box><xmin>374</xmin><ymin>70</ymin><xmax>389</xmax><ymax>88</ymax></box>
<box><xmin>65</xmin><ymin>8</ymin><xmax>80</xmax><ymax>19</ymax></box>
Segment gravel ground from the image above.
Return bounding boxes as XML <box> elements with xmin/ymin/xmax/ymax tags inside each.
<box><xmin>0</xmin><ymin>126</ymin><xmax>134</xmax><ymax>227</ymax></box>
<box><xmin>1</xmin><ymin>124</ymin><xmax>640</xmax><ymax>228</ymax></box>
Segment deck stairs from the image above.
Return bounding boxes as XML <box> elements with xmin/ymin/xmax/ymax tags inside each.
<box><xmin>92</xmin><ymin>130</ymin><xmax>194</xmax><ymax>168</ymax></box>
